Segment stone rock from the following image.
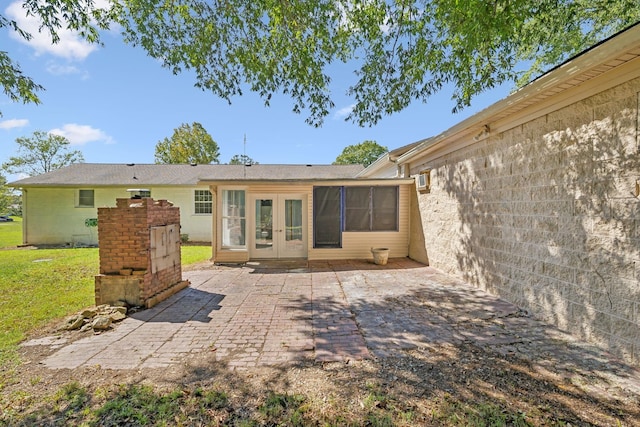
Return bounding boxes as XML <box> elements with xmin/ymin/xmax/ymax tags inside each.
<box><xmin>63</xmin><ymin>314</ymin><xmax>85</xmax><ymax>331</ymax></box>
<box><xmin>112</xmin><ymin>306</ymin><xmax>127</xmax><ymax>315</ymax></box>
<box><xmin>109</xmin><ymin>311</ymin><xmax>127</xmax><ymax>322</ymax></box>
<box><xmin>81</xmin><ymin>308</ymin><xmax>98</xmax><ymax>318</ymax></box>
<box><xmin>92</xmin><ymin>315</ymin><xmax>112</xmax><ymax>330</ymax></box>
<box><xmin>62</xmin><ymin>304</ymin><xmax>130</xmax><ymax>333</ymax></box>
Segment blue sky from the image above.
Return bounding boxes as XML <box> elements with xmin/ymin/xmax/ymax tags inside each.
<box><xmin>1</xmin><ymin>1</ymin><xmax>512</xmax><ymax>181</ymax></box>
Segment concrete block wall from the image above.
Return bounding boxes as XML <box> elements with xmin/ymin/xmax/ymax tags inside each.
<box><xmin>96</xmin><ymin>198</ymin><xmax>183</xmax><ymax>307</ymax></box>
<box><xmin>412</xmin><ymin>78</ymin><xmax>640</xmax><ymax>365</ymax></box>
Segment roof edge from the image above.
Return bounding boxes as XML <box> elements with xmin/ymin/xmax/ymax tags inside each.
<box><xmin>397</xmin><ymin>22</ymin><xmax>640</xmax><ymax>165</ymax></box>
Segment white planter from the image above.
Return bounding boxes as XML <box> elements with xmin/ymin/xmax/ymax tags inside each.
<box><xmin>371</xmin><ymin>247</ymin><xmax>390</xmax><ymax>265</ymax></box>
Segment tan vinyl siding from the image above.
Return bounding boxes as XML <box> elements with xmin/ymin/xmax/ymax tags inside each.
<box><xmin>308</xmin><ymin>184</ymin><xmax>410</xmax><ymax>260</ymax></box>
<box><xmin>214</xmin><ymin>250</ymin><xmax>250</xmax><ymax>263</ymax></box>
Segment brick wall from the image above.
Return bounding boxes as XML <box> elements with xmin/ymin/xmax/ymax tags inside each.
<box><xmin>411</xmin><ymin>77</ymin><xmax>640</xmax><ymax>365</ymax></box>
<box><xmin>95</xmin><ymin>198</ymin><xmax>184</xmax><ymax>307</ymax></box>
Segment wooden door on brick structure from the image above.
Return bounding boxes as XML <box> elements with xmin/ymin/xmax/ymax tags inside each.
<box><xmin>150</xmin><ymin>224</ymin><xmax>180</xmax><ymax>273</ymax></box>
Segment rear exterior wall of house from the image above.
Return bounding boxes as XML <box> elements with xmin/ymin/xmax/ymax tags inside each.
<box><xmin>411</xmin><ymin>76</ymin><xmax>640</xmax><ymax>365</ymax></box>
<box><xmin>19</xmin><ymin>186</ymin><xmax>212</xmax><ymax>245</ymax></box>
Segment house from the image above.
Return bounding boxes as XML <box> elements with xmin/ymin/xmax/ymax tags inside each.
<box><xmin>9</xmin><ymin>163</ymin><xmax>414</xmax><ymax>262</ymax></box>
<box><xmin>9</xmin><ymin>22</ymin><xmax>640</xmax><ymax>365</ymax></box>
<box><xmin>361</xmin><ymin>23</ymin><xmax>640</xmax><ymax>365</ymax></box>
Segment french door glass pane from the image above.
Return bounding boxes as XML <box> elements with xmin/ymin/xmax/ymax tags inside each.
<box><xmin>255</xmin><ymin>199</ymin><xmax>273</xmax><ymax>249</ymax></box>
<box><xmin>284</xmin><ymin>199</ymin><xmax>303</xmax><ymax>251</ymax></box>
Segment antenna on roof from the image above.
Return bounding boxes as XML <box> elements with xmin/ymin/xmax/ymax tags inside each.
<box><xmin>243</xmin><ymin>134</ymin><xmax>247</xmax><ymax>179</ymax></box>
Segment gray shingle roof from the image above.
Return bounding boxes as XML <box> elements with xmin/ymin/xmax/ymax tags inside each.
<box><xmin>9</xmin><ymin>163</ymin><xmax>366</xmax><ymax>187</ymax></box>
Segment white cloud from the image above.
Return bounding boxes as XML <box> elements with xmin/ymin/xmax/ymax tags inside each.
<box><xmin>45</xmin><ymin>63</ymin><xmax>79</xmax><ymax>75</ymax></box>
<box><xmin>0</xmin><ymin>118</ymin><xmax>29</xmax><ymax>130</ymax></box>
<box><xmin>45</xmin><ymin>62</ymin><xmax>90</xmax><ymax>79</ymax></box>
<box><xmin>6</xmin><ymin>0</ymin><xmax>98</xmax><ymax>61</ymax></box>
<box><xmin>334</xmin><ymin>104</ymin><xmax>355</xmax><ymax>119</ymax></box>
<box><xmin>49</xmin><ymin>124</ymin><xmax>114</xmax><ymax>145</ymax></box>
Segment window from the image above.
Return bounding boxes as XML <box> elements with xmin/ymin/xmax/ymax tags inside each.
<box><xmin>371</xmin><ymin>186</ymin><xmax>399</xmax><ymax>231</ymax></box>
<box><xmin>313</xmin><ymin>185</ymin><xmax>399</xmax><ymax>248</ymax></box>
<box><xmin>194</xmin><ymin>189</ymin><xmax>212</xmax><ymax>214</ymax></box>
<box><xmin>313</xmin><ymin>186</ymin><xmax>342</xmax><ymax>248</ymax></box>
<box><xmin>221</xmin><ymin>190</ymin><xmax>246</xmax><ymax>247</ymax></box>
<box><xmin>344</xmin><ymin>186</ymin><xmax>398</xmax><ymax>232</ymax></box>
<box><xmin>139</xmin><ymin>190</ymin><xmax>151</xmax><ymax>198</ymax></box>
<box><xmin>417</xmin><ymin>170</ymin><xmax>431</xmax><ymax>193</ymax></box>
<box><xmin>77</xmin><ymin>189</ymin><xmax>94</xmax><ymax>207</ymax></box>
<box><xmin>344</xmin><ymin>187</ymin><xmax>371</xmax><ymax>231</ymax></box>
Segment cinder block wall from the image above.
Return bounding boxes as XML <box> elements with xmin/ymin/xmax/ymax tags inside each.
<box><xmin>96</xmin><ymin>198</ymin><xmax>182</xmax><ymax>305</ymax></box>
<box><xmin>412</xmin><ymin>78</ymin><xmax>640</xmax><ymax>365</ymax></box>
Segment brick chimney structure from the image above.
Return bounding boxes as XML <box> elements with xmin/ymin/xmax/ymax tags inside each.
<box><xmin>95</xmin><ymin>197</ymin><xmax>189</xmax><ymax>308</ymax></box>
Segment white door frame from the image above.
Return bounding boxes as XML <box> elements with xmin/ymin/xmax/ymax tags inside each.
<box><xmin>249</xmin><ymin>193</ymin><xmax>307</xmax><ymax>259</ymax></box>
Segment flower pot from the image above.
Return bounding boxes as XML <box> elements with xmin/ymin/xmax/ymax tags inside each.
<box><xmin>371</xmin><ymin>247</ymin><xmax>390</xmax><ymax>265</ymax></box>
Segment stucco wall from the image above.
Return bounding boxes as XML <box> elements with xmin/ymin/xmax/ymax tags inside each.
<box><xmin>21</xmin><ymin>186</ymin><xmax>212</xmax><ymax>245</ymax></box>
<box><xmin>410</xmin><ymin>77</ymin><xmax>640</xmax><ymax>365</ymax></box>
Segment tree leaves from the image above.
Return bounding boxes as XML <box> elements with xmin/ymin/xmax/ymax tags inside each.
<box><xmin>2</xmin><ymin>0</ymin><xmax>640</xmax><ymax>126</ymax></box>
<box><xmin>117</xmin><ymin>0</ymin><xmax>640</xmax><ymax>126</ymax></box>
<box><xmin>228</xmin><ymin>154</ymin><xmax>258</xmax><ymax>165</ymax></box>
<box><xmin>333</xmin><ymin>140</ymin><xmax>388</xmax><ymax>167</ymax></box>
<box><xmin>154</xmin><ymin>122</ymin><xmax>220</xmax><ymax>164</ymax></box>
<box><xmin>2</xmin><ymin>131</ymin><xmax>84</xmax><ymax>176</ymax></box>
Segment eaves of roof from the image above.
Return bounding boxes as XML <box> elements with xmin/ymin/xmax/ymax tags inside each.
<box><xmin>356</xmin><ymin>140</ymin><xmax>424</xmax><ymax>177</ymax></box>
<box><xmin>8</xmin><ymin>163</ymin><xmax>369</xmax><ymax>187</ymax></box>
<box><xmin>397</xmin><ymin>22</ymin><xmax>640</xmax><ymax>165</ymax></box>
<box><xmin>197</xmin><ymin>177</ymin><xmax>415</xmax><ymax>185</ymax></box>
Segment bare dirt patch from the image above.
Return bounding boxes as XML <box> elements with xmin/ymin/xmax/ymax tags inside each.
<box><xmin>4</xmin><ymin>317</ymin><xmax>640</xmax><ymax>426</ymax></box>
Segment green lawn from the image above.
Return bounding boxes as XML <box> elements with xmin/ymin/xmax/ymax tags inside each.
<box><xmin>0</xmin><ymin>247</ymin><xmax>99</xmax><ymax>364</ymax></box>
<box><xmin>0</xmin><ymin>220</ymin><xmax>211</xmax><ymax>366</ymax></box>
<box><xmin>0</xmin><ymin>216</ymin><xmax>22</xmax><ymax>248</ymax></box>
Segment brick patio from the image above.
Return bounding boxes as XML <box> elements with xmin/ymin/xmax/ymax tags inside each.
<box><xmin>33</xmin><ymin>258</ymin><xmax>640</xmax><ymax>398</ymax></box>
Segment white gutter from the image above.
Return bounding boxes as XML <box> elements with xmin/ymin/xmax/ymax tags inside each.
<box><xmin>355</xmin><ymin>153</ymin><xmax>391</xmax><ymax>177</ymax></box>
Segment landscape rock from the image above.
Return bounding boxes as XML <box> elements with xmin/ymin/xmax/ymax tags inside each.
<box><xmin>60</xmin><ymin>304</ymin><xmax>132</xmax><ymax>333</ymax></box>
<box><xmin>81</xmin><ymin>308</ymin><xmax>98</xmax><ymax>318</ymax></box>
<box><xmin>92</xmin><ymin>315</ymin><xmax>112</xmax><ymax>330</ymax></box>
<box><xmin>109</xmin><ymin>311</ymin><xmax>126</xmax><ymax>322</ymax></box>
<box><xmin>63</xmin><ymin>315</ymin><xmax>85</xmax><ymax>331</ymax></box>
<box><xmin>112</xmin><ymin>306</ymin><xmax>127</xmax><ymax>315</ymax></box>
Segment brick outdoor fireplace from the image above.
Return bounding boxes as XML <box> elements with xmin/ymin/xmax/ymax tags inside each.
<box><xmin>95</xmin><ymin>197</ymin><xmax>189</xmax><ymax>308</ymax></box>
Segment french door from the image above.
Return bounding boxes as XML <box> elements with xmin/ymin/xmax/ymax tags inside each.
<box><xmin>250</xmin><ymin>194</ymin><xmax>307</xmax><ymax>258</ymax></box>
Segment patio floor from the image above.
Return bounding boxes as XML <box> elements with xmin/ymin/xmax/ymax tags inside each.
<box><xmin>30</xmin><ymin>258</ymin><xmax>640</xmax><ymax>397</ymax></box>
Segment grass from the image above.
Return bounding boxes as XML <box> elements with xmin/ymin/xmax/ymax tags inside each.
<box><xmin>1</xmin><ymin>378</ymin><xmax>540</xmax><ymax>426</ymax></box>
<box><xmin>7</xmin><ymin>383</ymin><xmax>307</xmax><ymax>426</ymax></box>
<box><xmin>0</xmin><ymin>246</ymin><xmax>99</xmax><ymax>365</ymax></box>
<box><xmin>434</xmin><ymin>395</ymin><xmax>532</xmax><ymax>426</ymax></box>
<box><xmin>180</xmin><ymin>244</ymin><xmax>211</xmax><ymax>265</ymax></box>
<box><xmin>0</xmin><ymin>216</ymin><xmax>22</xmax><ymax>248</ymax></box>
